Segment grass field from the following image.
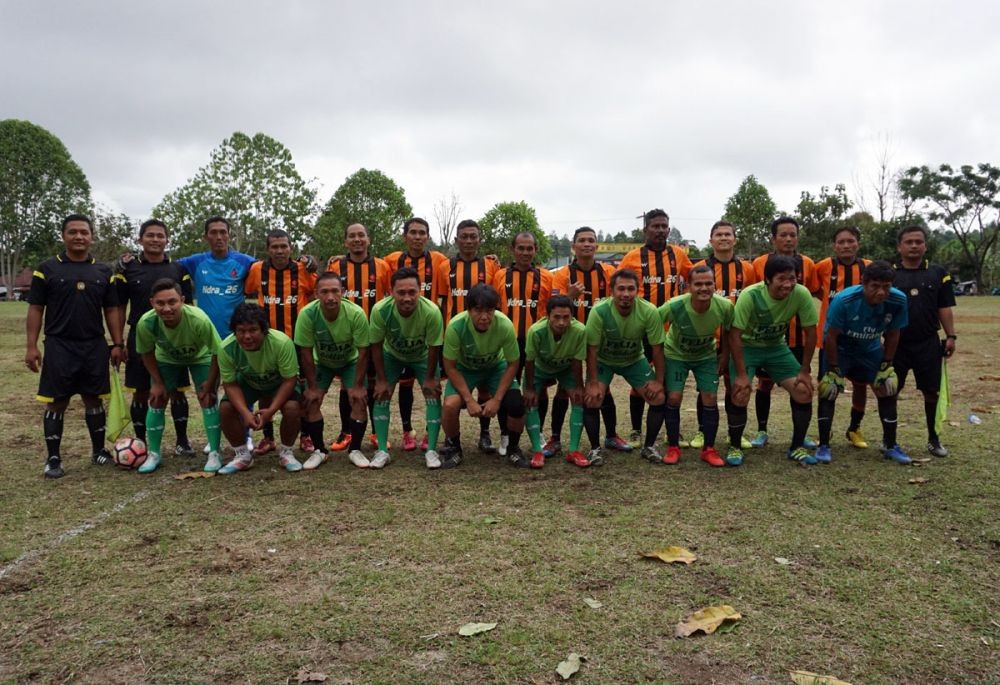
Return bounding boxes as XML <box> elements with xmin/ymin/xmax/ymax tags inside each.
<box><xmin>1</xmin><ymin>299</ymin><xmax>998</xmax><ymax>684</ymax></box>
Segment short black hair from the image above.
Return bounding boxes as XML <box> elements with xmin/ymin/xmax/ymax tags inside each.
<box><xmin>139</xmin><ymin>219</ymin><xmax>168</xmax><ymax>239</ymax></box>
<box><xmin>403</xmin><ymin>217</ymin><xmax>430</xmax><ymax>234</ymax></box>
<box><xmin>573</xmin><ymin>226</ymin><xmax>597</xmax><ymax>242</ymax></box>
<box><xmin>204</xmin><ymin>216</ymin><xmax>230</xmax><ymax>234</ymax></box>
<box><xmin>546</xmin><ymin>294</ymin><xmax>574</xmax><ymax>313</ymax></box>
<box><xmin>467</xmin><ymin>283</ymin><xmax>499</xmax><ymax>310</ymax></box>
<box><xmin>770</xmin><ymin>216</ymin><xmax>799</xmax><ymax>237</ymax></box>
<box><xmin>833</xmin><ymin>226</ymin><xmax>861</xmax><ymax>242</ymax></box>
<box><xmin>150</xmin><ymin>277</ymin><xmax>183</xmax><ymax>297</ymax></box>
<box><xmin>611</xmin><ymin>268</ymin><xmax>639</xmax><ymax>288</ymax></box>
<box><xmin>897</xmin><ymin>224</ymin><xmax>928</xmax><ymax>244</ymax></box>
<box><xmin>511</xmin><ymin>231</ymin><xmax>537</xmax><ymax>248</ymax></box>
<box><xmin>344</xmin><ymin>223</ymin><xmax>368</xmax><ymax>238</ymax></box>
<box><xmin>709</xmin><ymin>220</ymin><xmax>735</xmax><ymax>237</ymax></box>
<box><xmin>266</xmin><ymin>229</ymin><xmax>290</xmax><ymax>246</ymax></box>
<box><xmin>862</xmin><ymin>260</ymin><xmax>895</xmax><ymax>283</ymax></box>
<box><xmin>455</xmin><ymin>219</ymin><xmax>480</xmax><ymax>234</ymax></box>
<box><xmin>688</xmin><ymin>264</ymin><xmax>714</xmax><ymax>280</ymax></box>
<box><xmin>391</xmin><ymin>266</ymin><xmax>421</xmax><ymax>287</ymax></box>
<box><xmin>764</xmin><ymin>254</ymin><xmax>797</xmax><ymax>281</ymax></box>
<box><xmin>229</xmin><ymin>302</ymin><xmax>269</xmax><ymax>333</ymax></box>
<box><xmin>62</xmin><ymin>213</ymin><xmax>93</xmax><ymax>233</ymax></box>
<box><xmin>643</xmin><ymin>209</ymin><xmax>669</xmax><ymax>227</ymax></box>
<box><xmin>316</xmin><ymin>271</ymin><xmax>344</xmax><ymax>288</ymax></box>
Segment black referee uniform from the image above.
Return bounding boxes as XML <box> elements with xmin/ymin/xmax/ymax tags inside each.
<box><xmin>891</xmin><ymin>259</ymin><xmax>956</xmax><ymax>393</ymax></box>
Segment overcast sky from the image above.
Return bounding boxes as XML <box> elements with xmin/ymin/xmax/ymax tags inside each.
<box><xmin>3</xmin><ymin>1</ymin><xmax>998</xmax><ymax>246</ymax></box>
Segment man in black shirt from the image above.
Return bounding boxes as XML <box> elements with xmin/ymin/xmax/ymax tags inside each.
<box><xmin>892</xmin><ymin>225</ymin><xmax>958</xmax><ymax>457</ymax></box>
<box><xmin>25</xmin><ymin>214</ymin><xmax>125</xmax><ymax>478</ymax></box>
<box><xmin>115</xmin><ymin>219</ymin><xmax>194</xmax><ymax>453</ymax></box>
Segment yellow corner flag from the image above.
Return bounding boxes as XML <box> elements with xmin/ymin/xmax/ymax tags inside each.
<box><xmin>107</xmin><ymin>366</ymin><xmax>131</xmax><ymax>442</ymax></box>
<box><xmin>934</xmin><ymin>360</ymin><xmax>950</xmax><ymax>436</ymax></box>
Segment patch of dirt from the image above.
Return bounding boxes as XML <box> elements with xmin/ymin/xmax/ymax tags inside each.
<box><xmin>407</xmin><ymin>649</ymin><xmax>448</xmax><ymax>670</ymax></box>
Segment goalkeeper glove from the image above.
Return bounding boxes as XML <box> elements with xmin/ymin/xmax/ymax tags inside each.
<box><xmin>874</xmin><ymin>361</ymin><xmax>898</xmax><ymax>396</ymax></box>
<box><xmin>818</xmin><ymin>369</ymin><xmax>845</xmax><ymax>401</ymax></box>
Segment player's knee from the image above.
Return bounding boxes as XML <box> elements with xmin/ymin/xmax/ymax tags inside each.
<box><xmin>444</xmin><ymin>395</ymin><xmax>462</xmax><ymax>412</ymax></box>
<box><xmin>284</xmin><ymin>401</ymin><xmax>301</xmax><ymax>419</ymax></box>
<box><xmin>502</xmin><ymin>389</ymin><xmax>525</xmax><ymax>418</ymax></box>
<box><xmin>700</xmin><ymin>392</ymin><xmax>717</xmax><ymax>407</ymax></box>
<box><xmin>666</xmin><ymin>392</ymin><xmax>683</xmax><ymax>408</ymax></box>
<box><xmin>791</xmin><ymin>386</ymin><xmax>811</xmax><ymax>404</ymax></box>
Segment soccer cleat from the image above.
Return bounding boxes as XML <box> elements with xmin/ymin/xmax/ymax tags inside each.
<box><xmin>478</xmin><ymin>431</ymin><xmax>496</xmax><ymax>454</ymax></box>
<box><xmin>299</xmin><ymin>434</ymin><xmax>315</xmax><ymax>453</ymax></box>
<box><xmin>204</xmin><ymin>451</ymin><xmax>223</xmax><ymax>472</ymax></box>
<box><xmin>369</xmin><ymin>450</ymin><xmax>391</xmax><ymax>469</ymax></box>
<box><xmin>927</xmin><ymin>441</ymin><xmax>949</xmax><ymax>458</ymax></box>
<box><xmin>566</xmin><ymin>450</ymin><xmax>591</xmax><ymax>467</ymax></box>
<box><xmin>440</xmin><ymin>449</ymin><xmax>464</xmax><ymax>469</ymax></box>
<box><xmin>530</xmin><ymin>451</ymin><xmax>545</xmax><ymax>469</ymax></box>
<box><xmin>787</xmin><ymin>447</ymin><xmax>818</xmax><ymax>466</ymax></box>
<box><xmin>700</xmin><ymin>447</ymin><xmax>725</xmax><ymax>467</ymax></box>
<box><xmin>740</xmin><ymin>436</ymin><xmax>753</xmax><ymax>450</ymax></box>
<box><xmin>884</xmin><ymin>444</ymin><xmax>913</xmax><ymax>465</ymax></box>
<box><xmin>402</xmin><ymin>432</ymin><xmax>418</xmax><ymax>451</ymax></box>
<box><xmin>640</xmin><ymin>445</ymin><xmax>663</xmax><ymax>464</ymax></box>
<box><xmin>725</xmin><ymin>446</ymin><xmax>744</xmax><ymax>466</ymax></box>
<box><xmin>507</xmin><ymin>447</ymin><xmax>531</xmax><ymax>468</ymax></box>
<box><xmin>138</xmin><ymin>452</ymin><xmax>162</xmax><ymax>474</ymax></box>
<box><xmin>424</xmin><ymin>450</ymin><xmax>442</xmax><ymax>469</ymax></box>
<box><xmin>278</xmin><ymin>449</ymin><xmax>303</xmax><ymax>472</ymax></box>
<box><xmin>253</xmin><ymin>438</ymin><xmax>276</xmax><ymax>456</ymax></box>
<box><xmin>604</xmin><ymin>435</ymin><xmax>633</xmax><ymax>452</ymax></box>
<box><xmin>330</xmin><ymin>433</ymin><xmax>351</xmax><ymax>451</ymax></box>
<box><xmin>302</xmin><ymin>450</ymin><xmax>328</xmax><ymax>470</ymax></box>
<box><xmin>498</xmin><ymin>434</ymin><xmax>510</xmax><ymax>457</ymax></box>
<box><xmin>627</xmin><ymin>430</ymin><xmax>643</xmax><ymax>449</ymax></box>
<box><xmin>689</xmin><ymin>432</ymin><xmax>705</xmax><ymax>449</ymax></box>
<box><xmin>92</xmin><ymin>448</ymin><xmax>114</xmax><ymax>466</ymax></box>
<box><xmin>420</xmin><ymin>434</ymin><xmax>429</xmax><ymax>451</ymax></box>
<box><xmin>750</xmin><ymin>431</ymin><xmax>769</xmax><ymax>448</ymax></box>
<box><xmin>174</xmin><ymin>443</ymin><xmax>196</xmax><ymax>458</ymax></box>
<box><xmin>348</xmin><ymin>450</ymin><xmax>370</xmax><ymax>468</ymax></box>
<box><xmin>541</xmin><ymin>436</ymin><xmax>562</xmax><ymax>457</ymax></box>
<box><xmin>44</xmin><ymin>457</ymin><xmax>64</xmax><ymax>479</ymax></box>
<box><xmin>814</xmin><ymin>445</ymin><xmax>833</xmax><ymax>464</ymax></box>
<box><xmin>677</xmin><ymin>435</ymin><xmax>691</xmax><ymax>448</ymax></box>
<box><xmin>587</xmin><ymin>448</ymin><xmax>606</xmax><ymax>466</ymax></box>
<box><xmin>664</xmin><ymin>446</ymin><xmax>681</xmax><ymax>465</ymax></box>
<box><xmin>845</xmin><ymin>429</ymin><xmax>869</xmax><ymax>449</ymax></box>
<box><xmin>439</xmin><ymin>436</ymin><xmax>460</xmax><ymax>459</ymax></box>
<box><xmin>803</xmin><ymin>436</ymin><xmax>819</xmax><ymax>449</ymax></box>
<box><xmin>218</xmin><ymin>455</ymin><xmax>254</xmax><ymax>474</ymax></box>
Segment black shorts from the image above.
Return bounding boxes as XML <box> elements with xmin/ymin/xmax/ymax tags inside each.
<box><xmin>895</xmin><ymin>337</ymin><xmax>943</xmax><ymax>393</ymax></box>
<box><xmin>38</xmin><ymin>336</ymin><xmax>110</xmax><ymax>402</ymax></box>
<box><xmin>124</xmin><ymin>327</ymin><xmax>191</xmax><ymax>392</ymax></box>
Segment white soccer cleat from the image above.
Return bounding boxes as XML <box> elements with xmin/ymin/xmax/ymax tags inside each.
<box><xmin>348</xmin><ymin>449</ymin><xmax>370</xmax><ymax>468</ymax></box>
<box><xmin>204</xmin><ymin>450</ymin><xmax>223</xmax><ymax>472</ymax></box>
<box><xmin>424</xmin><ymin>450</ymin><xmax>441</xmax><ymax>469</ymax></box>
<box><xmin>302</xmin><ymin>450</ymin><xmax>328</xmax><ymax>470</ymax></box>
<box><xmin>278</xmin><ymin>448</ymin><xmax>303</xmax><ymax>472</ymax></box>
<box><xmin>369</xmin><ymin>450</ymin><xmax>391</xmax><ymax>469</ymax></box>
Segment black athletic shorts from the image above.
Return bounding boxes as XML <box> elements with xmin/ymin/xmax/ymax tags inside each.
<box><xmin>895</xmin><ymin>337</ymin><xmax>943</xmax><ymax>393</ymax></box>
<box><xmin>124</xmin><ymin>327</ymin><xmax>190</xmax><ymax>392</ymax></box>
<box><xmin>38</xmin><ymin>336</ymin><xmax>110</xmax><ymax>402</ymax></box>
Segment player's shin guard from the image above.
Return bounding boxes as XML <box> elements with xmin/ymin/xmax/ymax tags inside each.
<box><xmin>701</xmin><ymin>401</ymin><xmax>720</xmax><ymax>447</ymax></box>
<box><xmin>727</xmin><ymin>403</ymin><xmax>747</xmax><ymax>447</ymax></box>
<box><xmin>425</xmin><ymin>398</ymin><xmax>441</xmax><ymax>451</ymax></box>
<box><xmin>550</xmin><ymin>395</ymin><xmax>569</xmax><ymax>439</ymax></box>
<box><xmin>878</xmin><ymin>395</ymin><xmax>898</xmax><ymax>447</ymax></box>
<box><xmin>146</xmin><ymin>406</ymin><xmax>166</xmax><ymax>455</ymax></box>
<box><xmin>130</xmin><ymin>399</ymin><xmax>147</xmax><ymax>441</ymax></box>
<box><xmin>755</xmin><ymin>389</ymin><xmax>771</xmax><ymax>432</ymax></box>
<box><xmin>84</xmin><ymin>406</ymin><xmax>106</xmax><ymax>453</ymax></box>
<box><xmin>583</xmin><ymin>407</ymin><xmax>601</xmax><ymax>449</ymax></box>
<box><xmin>600</xmin><ymin>391</ymin><xmax>617</xmax><ymax>435</ymax></box>
<box><xmin>201</xmin><ymin>406</ymin><xmax>222</xmax><ymax>452</ymax></box>
<box><xmin>629</xmin><ymin>393</ymin><xmax>644</xmax><ymax>432</ymax></box>
<box><xmin>349</xmin><ymin>417</ymin><xmax>368</xmax><ymax>452</ymax></box>
<box><xmin>373</xmin><ymin>400</ymin><xmax>391</xmax><ymax>451</ymax></box>
<box><xmin>568</xmin><ymin>404</ymin><xmax>584</xmax><ymax>452</ymax></box>
<box><xmin>398</xmin><ymin>384</ymin><xmax>414</xmax><ymax>433</ymax></box>
<box><xmin>43</xmin><ymin>410</ymin><xmax>64</xmax><ymax>458</ymax></box>
<box><xmin>924</xmin><ymin>397</ymin><xmax>939</xmax><ymax>442</ymax></box>
<box><xmin>171</xmin><ymin>397</ymin><xmax>190</xmax><ymax>446</ymax></box>
<box><xmin>790</xmin><ymin>400</ymin><xmax>812</xmax><ymax>450</ymax></box>
<box><xmin>665</xmin><ymin>403</ymin><xmax>681</xmax><ymax>446</ymax></box>
<box><xmin>645</xmin><ymin>403</ymin><xmax>665</xmax><ymax>448</ymax></box>
<box><xmin>817</xmin><ymin>397</ymin><xmax>836</xmax><ymax>445</ymax></box>
<box><xmin>526</xmin><ymin>407</ymin><xmax>543</xmax><ymax>452</ymax></box>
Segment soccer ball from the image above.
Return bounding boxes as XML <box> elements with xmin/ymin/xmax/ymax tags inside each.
<box><xmin>113</xmin><ymin>437</ymin><xmax>148</xmax><ymax>470</ymax></box>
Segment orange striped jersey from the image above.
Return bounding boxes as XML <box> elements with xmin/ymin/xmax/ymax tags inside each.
<box><xmin>244</xmin><ymin>260</ymin><xmax>317</xmax><ymax>337</ymax></box>
<box><xmin>814</xmin><ymin>257</ymin><xmax>870</xmax><ymax>348</ymax></box>
<box><xmin>691</xmin><ymin>255</ymin><xmax>759</xmax><ymax>303</ymax></box>
<box><xmin>384</xmin><ymin>250</ymin><xmax>449</xmax><ymax>300</ymax></box>
<box><xmin>325</xmin><ymin>254</ymin><xmax>391</xmax><ymax>318</ymax></box>
<box><xmin>617</xmin><ymin>244</ymin><xmax>693</xmax><ymax>306</ymax></box>
<box><xmin>433</xmin><ymin>255</ymin><xmax>501</xmax><ymax>325</ymax></box>
<box><xmin>550</xmin><ymin>261</ymin><xmax>616</xmax><ymax>323</ymax></box>
<box><xmin>751</xmin><ymin>252</ymin><xmax>820</xmax><ymax>349</ymax></box>
<box><xmin>492</xmin><ymin>265</ymin><xmax>553</xmax><ymax>339</ymax></box>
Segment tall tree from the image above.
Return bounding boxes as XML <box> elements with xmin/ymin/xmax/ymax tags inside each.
<box><xmin>796</xmin><ymin>183</ymin><xmax>854</xmax><ymax>257</ymax></box>
<box><xmin>312</xmin><ymin>168</ymin><xmax>413</xmax><ymax>259</ymax></box>
<box><xmin>852</xmin><ymin>132</ymin><xmax>903</xmax><ymax>223</ymax></box>
<box><xmin>0</xmin><ymin>119</ymin><xmax>91</xmax><ymax>291</ymax></box>
<box><xmin>479</xmin><ymin>201</ymin><xmax>552</xmax><ymax>265</ymax></box>
<box><xmin>433</xmin><ymin>191</ymin><xmax>462</xmax><ymax>251</ymax></box>
<box><xmin>723</xmin><ymin>175</ymin><xmax>777</xmax><ymax>257</ymax></box>
<box><xmin>90</xmin><ymin>205</ymin><xmax>138</xmax><ymax>263</ymax></box>
<box><xmin>152</xmin><ymin>132</ymin><xmax>317</xmax><ymax>257</ymax></box>
<box><xmin>899</xmin><ymin>163</ymin><xmax>1000</xmax><ymax>290</ymax></box>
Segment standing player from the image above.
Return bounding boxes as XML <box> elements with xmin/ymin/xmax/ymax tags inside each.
<box><xmin>658</xmin><ymin>265</ymin><xmax>734</xmax><ymax>467</ymax></box>
<box><xmin>440</xmin><ymin>284</ymin><xmax>527</xmax><ymax>468</ymax></box>
<box><xmin>750</xmin><ymin>217</ymin><xmax>820</xmax><ymax>448</ymax></box>
<box><xmin>134</xmin><ymin>279</ymin><xmax>223</xmax><ymax>473</ymax></box>
<box><xmin>814</xmin><ymin>226</ymin><xmax>872</xmax><ymax>448</ymax></box>
<box><xmin>549</xmin><ymin>226</ymin><xmax>630</xmax><ymax>457</ymax></box>
<box><xmin>294</xmin><ymin>272</ymin><xmax>372</xmax><ymax>469</ymax></box>
<box><xmin>25</xmin><ymin>214</ymin><xmax>125</xmax><ymax>478</ymax></box>
<box><xmin>583</xmin><ymin>269</ymin><xmax>668</xmax><ymax>464</ymax></box>
<box><xmin>385</xmin><ymin>217</ymin><xmax>449</xmax><ymax>452</ymax></box>
<box><xmin>816</xmin><ymin>261</ymin><xmax>910</xmax><ymax>464</ymax></box>
<box><xmin>371</xmin><ymin>267</ymin><xmax>445</xmax><ymax>469</ymax></box>
<box><xmin>892</xmin><ymin>225</ymin><xmax>957</xmax><ymax>457</ymax></box>
<box><xmin>617</xmin><ymin>209</ymin><xmax>692</xmax><ymax>447</ymax></box>
<box><xmin>114</xmin><ymin>219</ymin><xmax>194</xmax><ymax>454</ymax></box>
<box><xmin>726</xmin><ymin>256</ymin><xmax>818</xmax><ymax>467</ymax></box>
<box><xmin>433</xmin><ymin>219</ymin><xmax>500</xmax><ymax>453</ymax></box>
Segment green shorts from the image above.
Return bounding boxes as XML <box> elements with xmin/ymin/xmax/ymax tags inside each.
<box><xmin>532</xmin><ymin>366</ymin><xmax>577</xmax><ymax>392</ymax></box>
<box><xmin>444</xmin><ymin>362</ymin><xmax>520</xmax><ymax>397</ymax></box>
<box><xmin>384</xmin><ymin>352</ymin><xmax>436</xmax><ymax>386</ymax></box>
<box><xmin>596</xmin><ymin>358</ymin><xmax>654</xmax><ymax>389</ymax></box>
<box><xmin>158</xmin><ymin>362</ymin><xmax>210</xmax><ymax>392</ymax></box>
<box><xmin>223</xmin><ymin>383</ymin><xmax>301</xmax><ymax>408</ymax></box>
<box><xmin>731</xmin><ymin>345</ymin><xmax>801</xmax><ymax>384</ymax></box>
<box><xmin>666</xmin><ymin>356</ymin><xmax>719</xmax><ymax>393</ymax></box>
<box><xmin>317</xmin><ymin>362</ymin><xmax>358</xmax><ymax>391</ymax></box>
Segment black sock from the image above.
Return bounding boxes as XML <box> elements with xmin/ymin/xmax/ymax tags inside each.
<box><xmin>498</xmin><ymin>405</ymin><xmax>508</xmax><ymax>437</ymax></box>
<box><xmin>479</xmin><ymin>416</ymin><xmax>491</xmax><ymax>435</ymax></box>
<box><xmin>304</xmin><ymin>418</ymin><xmax>327</xmax><ymax>453</ymax></box>
<box><xmin>44</xmin><ymin>410</ymin><xmax>64</xmax><ymax>459</ymax></box>
<box><xmin>537</xmin><ymin>391</ymin><xmax>549</xmax><ymax>429</ymax></box>
<box><xmin>84</xmin><ymin>406</ymin><xmax>106</xmax><ymax>453</ymax></box>
<box><xmin>790</xmin><ymin>400</ymin><xmax>811</xmax><ymax>450</ymax></box>
<box><xmin>629</xmin><ymin>394</ymin><xmax>644</xmax><ymax>432</ymax></box>
<box><xmin>696</xmin><ymin>397</ymin><xmax>705</xmax><ymax>433</ymax></box>
<box><xmin>262</xmin><ymin>420</ymin><xmax>274</xmax><ymax>441</ymax></box>
<box><xmin>171</xmin><ymin>397</ymin><xmax>190</xmax><ymax>446</ymax></box>
<box><xmin>507</xmin><ymin>430</ymin><xmax>521</xmax><ymax>452</ymax></box>
<box><xmin>727</xmin><ymin>403</ymin><xmax>747</xmax><ymax>447</ymax></box>
<box><xmin>644</xmin><ymin>403</ymin><xmax>665</xmax><ymax>447</ymax></box>
<box><xmin>701</xmin><ymin>402</ymin><xmax>720</xmax><ymax>448</ymax></box>
<box><xmin>130</xmin><ymin>399</ymin><xmax>147</xmax><ymax>441</ymax></box>
<box><xmin>551</xmin><ymin>396</ymin><xmax>569</xmax><ymax>436</ymax></box>
<box><xmin>724</xmin><ymin>393</ymin><xmax>737</xmax><ymax>417</ymax></box>
<box><xmin>755</xmin><ymin>389</ymin><xmax>771</xmax><ymax>432</ymax></box>
<box><xmin>665</xmin><ymin>403</ymin><xmax>681</xmax><ymax>446</ymax></box>
<box><xmin>817</xmin><ymin>398</ymin><xmax>835</xmax><ymax>445</ymax></box>
<box><xmin>600</xmin><ymin>392</ymin><xmax>617</xmax><ymax>436</ymax></box>
<box><xmin>583</xmin><ymin>407</ymin><xmax>601</xmax><ymax>449</ymax></box>
<box><xmin>367</xmin><ymin>388</ymin><xmax>376</xmax><ymax>426</ymax></box>
<box><xmin>924</xmin><ymin>398</ymin><xmax>939</xmax><ymax>442</ymax></box>
<box><xmin>848</xmin><ymin>407</ymin><xmax>865</xmax><ymax>432</ymax></box>
<box><xmin>399</xmin><ymin>384</ymin><xmax>414</xmax><ymax>433</ymax></box>
<box><xmin>878</xmin><ymin>396</ymin><xmax>898</xmax><ymax>447</ymax></box>
<box><xmin>338</xmin><ymin>389</ymin><xmax>351</xmax><ymax>437</ymax></box>
<box><xmin>349</xmin><ymin>417</ymin><xmax>367</xmax><ymax>451</ymax></box>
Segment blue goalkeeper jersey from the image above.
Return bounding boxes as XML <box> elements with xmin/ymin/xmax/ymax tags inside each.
<box><xmin>824</xmin><ymin>284</ymin><xmax>908</xmax><ymax>354</ymax></box>
<box><xmin>177</xmin><ymin>250</ymin><xmax>257</xmax><ymax>336</ymax></box>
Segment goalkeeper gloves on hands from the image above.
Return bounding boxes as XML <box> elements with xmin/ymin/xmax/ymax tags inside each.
<box><xmin>874</xmin><ymin>361</ymin><xmax>898</xmax><ymax>396</ymax></box>
<box><xmin>818</xmin><ymin>369</ymin><xmax>845</xmax><ymax>401</ymax></box>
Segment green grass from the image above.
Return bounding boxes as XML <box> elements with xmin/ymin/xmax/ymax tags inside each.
<box><xmin>1</xmin><ymin>299</ymin><xmax>998</xmax><ymax>684</ymax></box>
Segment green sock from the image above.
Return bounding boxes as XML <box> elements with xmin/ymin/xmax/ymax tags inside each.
<box><xmin>374</xmin><ymin>400</ymin><xmax>390</xmax><ymax>451</ymax></box>
<box><xmin>425</xmin><ymin>398</ymin><xmax>441</xmax><ymax>451</ymax></box>
<box><xmin>526</xmin><ymin>406</ymin><xmax>542</xmax><ymax>452</ymax></box>
<box><xmin>569</xmin><ymin>404</ymin><xmax>584</xmax><ymax>452</ymax></box>
<box><xmin>146</xmin><ymin>407</ymin><xmax>165</xmax><ymax>456</ymax></box>
<box><xmin>202</xmin><ymin>406</ymin><xmax>221</xmax><ymax>452</ymax></box>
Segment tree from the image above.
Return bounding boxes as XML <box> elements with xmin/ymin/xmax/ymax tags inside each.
<box><xmin>312</xmin><ymin>168</ymin><xmax>413</xmax><ymax>259</ymax></box>
<box><xmin>723</xmin><ymin>175</ymin><xmax>777</xmax><ymax>257</ymax></box>
<box><xmin>853</xmin><ymin>132</ymin><xmax>903</xmax><ymax>223</ymax></box>
<box><xmin>0</xmin><ymin>119</ymin><xmax>91</xmax><ymax>291</ymax></box>
<box><xmin>152</xmin><ymin>132</ymin><xmax>318</xmax><ymax>257</ymax></box>
<box><xmin>796</xmin><ymin>183</ymin><xmax>854</xmax><ymax>257</ymax></box>
<box><xmin>433</xmin><ymin>191</ymin><xmax>462</xmax><ymax>251</ymax></box>
<box><xmin>478</xmin><ymin>201</ymin><xmax>552</xmax><ymax>265</ymax></box>
<box><xmin>899</xmin><ymin>163</ymin><xmax>1000</xmax><ymax>290</ymax></box>
<box><xmin>90</xmin><ymin>205</ymin><xmax>138</xmax><ymax>263</ymax></box>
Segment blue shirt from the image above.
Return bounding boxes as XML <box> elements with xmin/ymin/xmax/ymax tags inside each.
<box><xmin>824</xmin><ymin>284</ymin><xmax>908</xmax><ymax>354</ymax></box>
<box><xmin>177</xmin><ymin>250</ymin><xmax>256</xmax><ymax>335</ymax></box>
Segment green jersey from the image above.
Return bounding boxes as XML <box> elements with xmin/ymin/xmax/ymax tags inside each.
<box><xmin>369</xmin><ymin>296</ymin><xmax>443</xmax><ymax>363</ymax></box>
<box><xmin>443</xmin><ymin>311</ymin><xmax>519</xmax><ymax>370</ymax></box>
<box><xmin>219</xmin><ymin>329</ymin><xmax>299</xmax><ymax>390</ymax></box>
<box><xmin>294</xmin><ymin>298</ymin><xmax>369</xmax><ymax>368</ymax></box>
<box><xmin>525</xmin><ymin>317</ymin><xmax>587</xmax><ymax>374</ymax></box>
<box><xmin>586</xmin><ymin>298</ymin><xmax>664</xmax><ymax>366</ymax></box>
<box><xmin>135</xmin><ymin>304</ymin><xmax>221</xmax><ymax>365</ymax></box>
<box><xmin>732</xmin><ymin>282</ymin><xmax>818</xmax><ymax>348</ymax></box>
<box><xmin>658</xmin><ymin>294</ymin><xmax>734</xmax><ymax>361</ymax></box>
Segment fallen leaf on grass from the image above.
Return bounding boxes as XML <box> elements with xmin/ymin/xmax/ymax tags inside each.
<box><xmin>483</xmin><ymin>516</ymin><xmax>501</xmax><ymax>525</ymax></box>
<box><xmin>296</xmin><ymin>668</ymin><xmax>328</xmax><ymax>683</ymax></box>
<box><xmin>909</xmin><ymin>477</ymin><xmax>930</xmax><ymax>484</ymax></box>
<box><xmin>774</xmin><ymin>557</ymin><xmax>792</xmax><ymax>565</ymax></box>
<box><xmin>948</xmin><ymin>421</ymin><xmax>961</xmax><ymax>427</ymax></box>
<box><xmin>971</xmin><ymin>406</ymin><xmax>992</xmax><ymax>413</ymax></box>
<box><xmin>674</xmin><ymin>605</ymin><xmax>741</xmax><ymax>637</ymax></box>
<box><xmin>982</xmin><ymin>636</ymin><xmax>994</xmax><ymax>646</ymax></box>
<box><xmin>977</xmin><ymin>375</ymin><xmax>1000</xmax><ymax>382</ymax></box>
<box><xmin>583</xmin><ymin>598</ymin><xmax>603</xmax><ymax>609</ymax></box>
<box><xmin>458</xmin><ymin>622</ymin><xmax>497</xmax><ymax>636</ymax></box>
<box><xmin>642</xmin><ymin>546</ymin><xmax>697</xmax><ymax>564</ymax></box>
<box><xmin>789</xmin><ymin>670</ymin><xmax>852</xmax><ymax>684</ymax></box>
<box><xmin>174</xmin><ymin>471</ymin><xmax>215</xmax><ymax>480</ymax></box>
<box><xmin>556</xmin><ymin>653</ymin><xmax>585</xmax><ymax>680</ymax></box>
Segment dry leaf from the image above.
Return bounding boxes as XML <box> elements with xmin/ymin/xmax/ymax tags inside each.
<box><xmin>458</xmin><ymin>622</ymin><xmax>497</xmax><ymax>636</ymax></box>
<box><xmin>174</xmin><ymin>471</ymin><xmax>215</xmax><ymax>480</ymax></box>
<box><xmin>583</xmin><ymin>598</ymin><xmax>603</xmax><ymax>609</ymax></box>
<box><xmin>948</xmin><ymin>421</ymin><xmax>960</xmax><ymax>427</ymax></box>
<box><xmin>971</xmin><ymin>406</ymin><xmax>992</xmax><ymax>413</ymax></box>
<box><xmin>789</xmin><ymin>669</ymin><xmax>852</xmax><ymax>684</ymax></box>
<box><xmin>642</xmin><ymin>546</ymin><xmax>697</xmax><ymax>564</ymax></box>
<box><xmin>674</xmin><ymin>605</ymin><xmax>741</xmax><ymax>637</ymax></box>
<box><xmin>977</xmin><ymin>375</ymin><xmax>1000</xmax><ymax>382</ymax></box>
<box><xmin>774</xmin><ymin>557</ymin><xmax>792</xmax><ymax>565</ymax></box>
<box><xmin>911</xmin><ymin>457</ymin><xmax>932</xmax><ymax>464</ymax></box>
<box><xmin>556</xmin><ymin>653</ymin><xmax>585</xmax><ymax>680</ymax></box>
<box><xmin>296</xmin><ymin>668</ymin><xmax>328</xmax><ymax>683</ymax></box>
<box><xmin>909</xmin><ymin>477</ymin><xmax>930</xmax><ymax>484</ymax></box>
